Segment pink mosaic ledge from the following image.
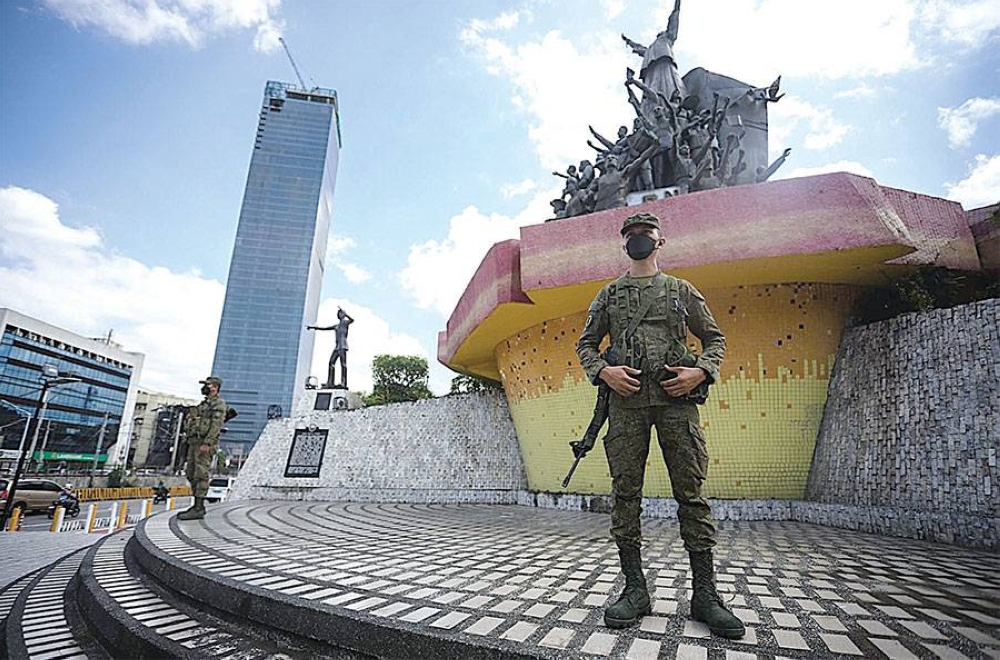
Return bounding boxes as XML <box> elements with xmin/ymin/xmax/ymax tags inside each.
<box><xmin>438</xmin><ymin>172</ymin><xmax>983</xmax><ymax>369</ymax></box>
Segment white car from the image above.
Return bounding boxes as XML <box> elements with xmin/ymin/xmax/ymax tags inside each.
<box><xmin>205</xmin><ymin>477</ymin><xmax>231</xmax><ymax>503</ymax></box>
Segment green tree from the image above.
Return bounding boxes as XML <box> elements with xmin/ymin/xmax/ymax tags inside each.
<box><xmin>449</xmin><ymin>373</ymin><xmax>502</xmax><ymax>395</ymax></box>
<box><xmin>364</xmin><ymin>355</ymin><xmax>434</xmax><ymax>406</ymax></box>
<box><xmin>106</xmin><ymin>466</ymin><xmax>134</xmax><ymax>488</ymax></box>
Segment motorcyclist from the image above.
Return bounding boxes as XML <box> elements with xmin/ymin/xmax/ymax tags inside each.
<box><xmin>153</xmin><ymin>480</ymin><xmax>169</xmax><ymax>504</ymax></box>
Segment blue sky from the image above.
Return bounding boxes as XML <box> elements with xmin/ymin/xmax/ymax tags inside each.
<box><xmin>1</xmin><ymin>0</ymin><xmax>998</xmax><ymax>399</ymax></box>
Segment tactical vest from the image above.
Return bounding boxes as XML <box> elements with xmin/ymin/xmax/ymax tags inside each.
<box><xmin>605</xmin><ymin>272</ymin><xmax>688</xmax><ymax>372</ymax></box>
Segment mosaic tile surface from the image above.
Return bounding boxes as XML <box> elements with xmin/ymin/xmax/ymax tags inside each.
<box><xmin>144</xmin><ymin>502</ymin><xmax>1000</xmax><ymax>659</ymax></box>
<box><xmin>498</xmin><ymin>282</ymin><xmax>857</xmax><ymax>497</ymax></box>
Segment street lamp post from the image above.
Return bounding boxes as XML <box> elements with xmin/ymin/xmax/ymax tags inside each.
<box><xmin>1</xmin><ymin>367</ymin><xmax>81</xmax><ymax>530</ymax></box>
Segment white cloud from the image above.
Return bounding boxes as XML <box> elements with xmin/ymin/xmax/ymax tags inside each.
<box><xmin>667</xmin><ymin>0</ymin><xmax>920</xmax><ymax>84</ymax></box>
<box><xmin>921</xmin><ymin>0</ymin><xmax>1000</xmax><ymax>47</ymax></box>
<box><xmin>938</xmin><ymin>97</ymin><xmax>1000</xmax><ymax>149</ymax></box>
<box><xmin>834</xmin><ymin>84</ymin><xmax>878</xmax><ymax>100</ymax></box>
<box><xmin>603</xmin><ymin>0</ymin><xmax>627</xmax><ymax>20</ymax></box>
<box><xmin>767</xmin><ymin>96</ymin><xmax>852</xmax><ymax>157</ymax></box>
<box><xmin>399</xmin><ymin>187</ymin><xmax>557</xmax><ymax>317</ymax></box>
<box><xmin>460</xmin><ymin>21</ymin><xmax>633</xmax><ymax>170</ymax></box>
<box><xmin>309</xmin><ymin>298</ymin><xmax>430</xmax><ymax>395</ymax></box>
<box><xmin>780</xmin><ymin>160</ymin><xmax>875</xmax><ymax>180</ymax></box>
<box><xmin>0</xmin><ymin>186</ymin><xmax>224</xmax><ymax>397</ymax></box>
<box><xmin>945</xmin><ymin>154</ymin><xmax>1000</xmax><ymax>208</ymax></box>
<box><xmin>42</xmin><ymin>0</ymin><xmax>284</xmax><ymax>52</ymax></box>
<box><xmin>337</xmin><ymin>263</ymin><xmax>372</xmax><ymax>284</ymax></box>
<box><xmin>501</xmin><ymin>178</ymin><xmax>537</xmax><ymax>198</ymax></box>
<box><xmin>326</xmin><ymin>234</ymin><xmax>355</xmax><ymax>257</ymax></box>
<box><xmin>467</xmin><ymin>9</ymin><xmax>522</xmax><ymax>32</ymax></box>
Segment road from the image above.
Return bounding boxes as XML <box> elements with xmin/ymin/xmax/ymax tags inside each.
<box><xmin>16</xmin><ymin>496</ymin><xmax>195</xmax><ymax>531</ymax></box>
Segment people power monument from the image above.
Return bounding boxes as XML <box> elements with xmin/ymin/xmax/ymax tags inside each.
<box><xmin>552</xmin><ymin>0</ymin><xmax>789</xmax><ymax>219</ymax></box>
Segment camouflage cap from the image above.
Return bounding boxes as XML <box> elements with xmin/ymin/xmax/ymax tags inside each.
<box><xmin>199</xmin><ymin>376</ymin><xmax>223</xmax><ymax>388</ymax></box>
<box><xmin>620</xmin><ymin>212</ymin><xmax>662</xmax><ymax>236</ymax></box>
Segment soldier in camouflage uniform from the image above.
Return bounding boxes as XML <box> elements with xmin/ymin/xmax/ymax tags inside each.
<box><xmin>177</xmin><ymin>376</ymin><xmax>227</xmax><ymax>521</ymax></box>
<box><xmin>576</xmin><ymin>212</ymin><xmax>744</xmax><ymax>638</ymax></box>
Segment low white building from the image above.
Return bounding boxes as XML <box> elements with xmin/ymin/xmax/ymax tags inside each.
<box><xmin>0</xmin><ymin>308</ymin><xmax>144</xmax><ymax>471</ymax></box>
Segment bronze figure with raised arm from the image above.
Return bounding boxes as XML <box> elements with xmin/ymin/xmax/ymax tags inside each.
<box><xmin>307</xmin><ymin>307</ymin><xmax>355</xmax><ymax>389</ymax></box>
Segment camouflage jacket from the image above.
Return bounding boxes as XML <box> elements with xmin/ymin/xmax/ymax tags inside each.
<box><xmin>183</xmin><ymin>394</ymin><xmax>228</xmax><ymax>446</ymax></box>
<box><xmin>576</xmin><ymin>272</ymin><xmax>726</xmax><ymax>408</ymax></box>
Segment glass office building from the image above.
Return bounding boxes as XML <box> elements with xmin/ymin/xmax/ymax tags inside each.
<box><xmin>0</xmin><ymin>308</ymin><xmax>144</xmax><ymax>470</ymax></box>
<box><xmin>211</xmin><ymin>81</ymin><xmax>341</xmax><ymax>453</ymax></box>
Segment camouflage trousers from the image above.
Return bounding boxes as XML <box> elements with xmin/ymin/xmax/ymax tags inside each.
<box><xmin>185</xmin><ymin>442</ymin><xmax>214</xmax><ymax>499</ymax></box>
<box><xmin>604</xmin><ymin>400</ymin><xmax>716</xmax><ymax>552</ymax></box>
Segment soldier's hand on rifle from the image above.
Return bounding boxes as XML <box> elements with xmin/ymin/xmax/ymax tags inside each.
<box><xmin>198</xmin><ymin>443</ymin><xmax>211</xmax><ymax>454</ymax></box>
<box><xmin>661</xmin><ymin>365</ymin><xmax>706</xmax><ymax>397</ymax></box>
<box><xmin>599</xmin><ymin>365</ymin><xmax>641</xmax><ymax>397</ymax></box>
<box><xmin>569</xmin><ymin>437</ymin><xmax>595</xmax><ymax>459</ymax></box>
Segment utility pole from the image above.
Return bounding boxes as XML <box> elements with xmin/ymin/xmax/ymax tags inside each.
<box><xmin>25</xmin><ymin>397</ymin><xmax>52</xmax><ymax>472</ymax></box>
<box><xmin>89</xmin><ymin>412</ymin><xmax>109</xmax><ymax>488</ymax></box>
<box><xmin>38</xmin><ymin>419</ymin><xmax>52</xmax><ymax>473</ymax></box>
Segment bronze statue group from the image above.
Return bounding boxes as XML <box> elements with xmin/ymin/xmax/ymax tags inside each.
<box><xmin>551</xmin><ymin>0</ymin><xmax>790</xmax><ymax>220</ymax></box>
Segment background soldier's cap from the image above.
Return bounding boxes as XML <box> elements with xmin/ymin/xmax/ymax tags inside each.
<box><xmin>620</xmin><ymin>212</ymin><xmax>662</xmax><ymax>235</ymax></box>
<box><xmin>199</xmin><ymin>376</ymin><xmax>223</xmax><ymax>388</ymax></box>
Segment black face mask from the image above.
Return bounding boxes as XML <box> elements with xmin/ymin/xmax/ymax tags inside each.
<box><xmin>625</xmin><ymin>234</ymin><xmax>658</xmax><ymax>260</ymax></box>
<box><xmin>201</xmin><ymin>385</ymin><xmax>211</xmax><ymax>396</ymax></box>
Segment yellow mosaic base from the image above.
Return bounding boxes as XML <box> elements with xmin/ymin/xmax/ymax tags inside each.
<box><xmin>496</xmin><ymin>282</ymin><xmax>858</xmax><ymax>498</ymax></box>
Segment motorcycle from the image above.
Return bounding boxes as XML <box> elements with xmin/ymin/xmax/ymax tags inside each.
<box><xmin>152</xmin><ymin>485</ymin><xmax>169</xmax><ymax>504</ymax></box>
<box><xmin>47</xmin><ymin>490</ymin><xmax>80</xmax><ymax>519</ymax></box>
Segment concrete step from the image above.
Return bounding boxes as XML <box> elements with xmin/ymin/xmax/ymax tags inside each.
<box><xmin>4</xmin><ymin>547</ymin><xmax>108</xmax><ymax>660</ymax></box>
<box><xmin>1</xmin><ymin>569</ymin><xmax>39</xmax><ymax>625</ymax></box>
<box><xmin>75</xmin><ymin>528</ymin><xmax>361</xmax><ymax>659</ymax></box>
<box><xmin>128</xmin><ymin>504</ymin><xmax>619</xmax><ymax>660</ymax></box>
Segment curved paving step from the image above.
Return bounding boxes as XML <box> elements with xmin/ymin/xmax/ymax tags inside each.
<box><xmin>1</xmin><ymin>570</ymin><xmax>39</xmax><ymax>658</ymax></box>
<box><xmin>1</xmin><ymin>570</ymin><xmax>39</xmax><ymax>624</ymax></box>
<box><xmin>129</xmin><ymin>501</ymin><xmax>1000</xmax><ymax>660</ymax></box>
<box><xmin>4</xmin><ymin>547</ymin><xmax>107</xmax><ymax>660</ymax></box>
<box><xmin>75</xmin><ymin>526</ymin><xmax>363</xmax><ymax>659</ymax></box>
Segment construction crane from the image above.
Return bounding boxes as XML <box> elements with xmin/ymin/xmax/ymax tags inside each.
<box><xmin>278</xmin><ymin>37</ymin><xmax>308</xmax><ymax>89</ymax></box>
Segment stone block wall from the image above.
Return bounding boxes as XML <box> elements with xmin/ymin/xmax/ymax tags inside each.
<box><xmin>805</xmin><ymin>298</ymin><xmax>999</xmax><ymax>548</ymax></box>
<box><xmin>231</xmin><ymin>391</ymin><xmax>527</xmax><ymax>502</ymax></box>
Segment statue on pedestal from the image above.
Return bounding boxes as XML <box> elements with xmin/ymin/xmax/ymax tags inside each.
<box><xmin>622</xmin><ymin>0</ymin><xmax>686</xmax><ymax>119</ymax></box>
<box><xmin>307</xmin><ymin>308</ymin><xmax>354</xmax><ymax>389</ymax></box>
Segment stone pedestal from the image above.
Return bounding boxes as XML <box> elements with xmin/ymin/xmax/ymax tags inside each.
<box><xmin>294</xmin><ymin>388</ymin><xmax>364</xmax><ymax>416</ymax></box>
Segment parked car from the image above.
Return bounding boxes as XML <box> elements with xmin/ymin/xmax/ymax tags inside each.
<box><xmin>205</xmin><ymin>477</ymin><xmax>231</xmax><ymax>503</ymax></box>
<box><xmin>0</xmin><ymin>479</ymin><xmax>73</xmax><ymax>514</ymax></box>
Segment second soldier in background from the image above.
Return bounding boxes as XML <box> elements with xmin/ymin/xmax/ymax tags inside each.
<box><xmin>177</xmin><ymin>376</ymin><xmax>227</xmax><ymax>521</ymax></box>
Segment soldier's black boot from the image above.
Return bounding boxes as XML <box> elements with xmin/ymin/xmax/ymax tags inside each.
<box><xmin>689</xmin><ymin>549</ymin><xmax>745</xmax><ymax>639</ymax></box>
<box><xmin>604</xmin><ymin>541</ymin><xmax>651</xmax><ymax>628</ymax></box>
<box><xmin>177</xmin><ymin>497</ymin><xmax>206</xmax><ymax>521</ymax></box>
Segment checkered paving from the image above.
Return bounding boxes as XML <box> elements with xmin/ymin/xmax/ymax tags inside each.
<box><xmin>141</xmin><ymin>502</ymin><xmax>1000</xmax><ymax>659</ymax></box>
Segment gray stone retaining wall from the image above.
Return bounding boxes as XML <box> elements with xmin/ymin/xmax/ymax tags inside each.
<box><xmin>231</xmin><ymin>300</ymin><xmax>997</xmax><ymax>549</ymax></box>
<box><xmin>806</xmin><ymin>298</ymin><xmax>999</xmax><ymax>549</ymax></box>
<box><xmin>230</xmin><ymin>391</ymin><xmax>527</xmax><ymax>501</ymax></box>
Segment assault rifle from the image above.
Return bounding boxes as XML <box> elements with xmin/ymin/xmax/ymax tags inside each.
<box><xmin>562</xmin><ymin>348</ymin><xmax>619</xmax><ymax>488</ymax></box>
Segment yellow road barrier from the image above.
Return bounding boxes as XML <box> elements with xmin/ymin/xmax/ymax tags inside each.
<box><xmin>75</xmin><ymin>486</ymin><xmax>191</xmax><ymax>501</ymax></box>
<box><xmin>85</xmin><ymin>503</ymin><xmax>98</xmax><ymax>533</ymax></box>
<box><xmin>7</xmin><ymin>508</ymin><xmax>22</xmax><ymax>531</ymax></box>
<box><xmin>49</xmin><ymin>506</ymin><xmax>65</xmax><ymax>532</ymax></box>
